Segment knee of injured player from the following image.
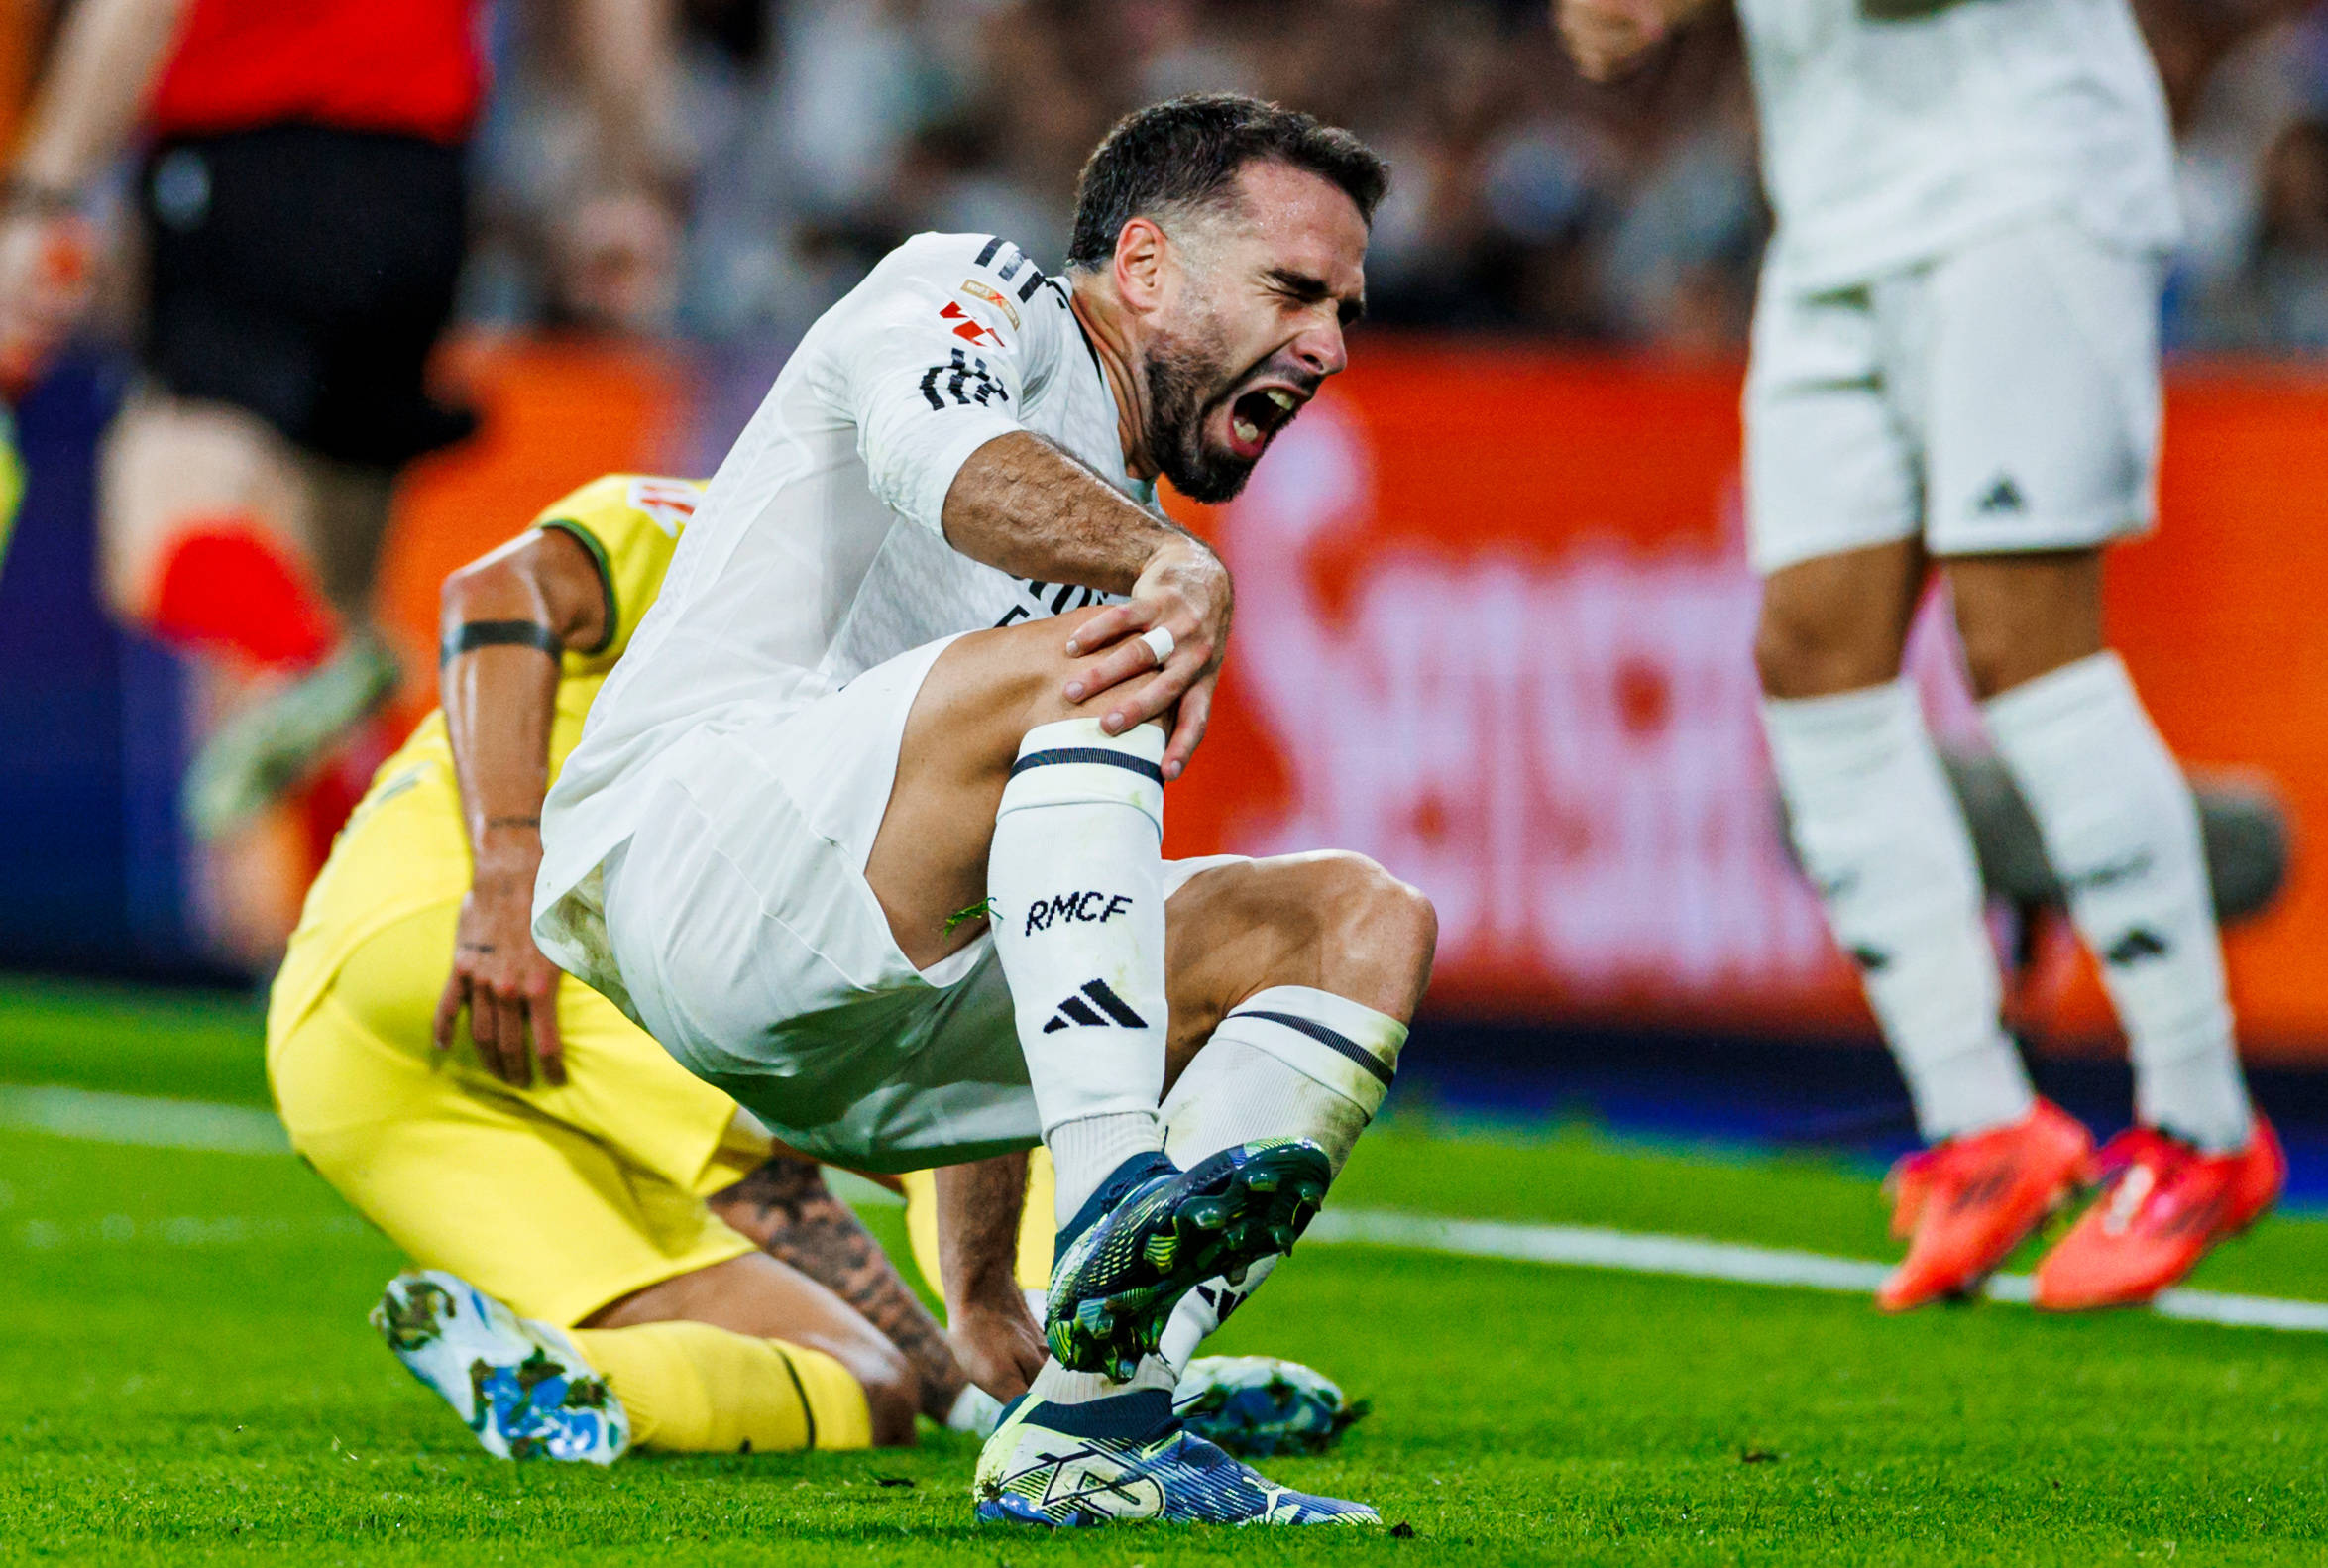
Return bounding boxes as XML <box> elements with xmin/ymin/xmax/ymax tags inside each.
<box><xmin>942</xmin><ymin>605</ymin><xmax>1164</xmax><ymax>743</ymax></box>
<box><xmin>1163</xmin><ymin>852</ymin><xmax>1435</xmax><ymax>1086</ymax></box>
<box><xmin>1297</xmin><ymin>851</ymin><xmax>1435</xmax><ymax>1017</ymax></box>
<box><xmin>1158</xmin><ymin>864</ymin><xmax>1418</xmax><ymax>1180</ymax></box>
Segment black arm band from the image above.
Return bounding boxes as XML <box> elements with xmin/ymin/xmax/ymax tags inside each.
<box><xmin>440</xmin><ymin>619</ymin><xmax>564</xmax><ymax>666</ymax></box>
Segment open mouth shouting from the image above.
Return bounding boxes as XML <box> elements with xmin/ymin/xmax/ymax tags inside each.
<box><xmin>1222</xmin><ymin>382</ymin><xmax>1309</xmax><ymax>461</ymax></box>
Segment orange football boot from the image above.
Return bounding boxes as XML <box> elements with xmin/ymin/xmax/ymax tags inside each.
<box><xmin>2032</xmin><ymin>1115</ymin><xmax>2284</xmax><ymax>1311</ymax></box>
<box><xmin>1877</xmin><ymin>1099</ymin><xmax>2094</xmax><ymax>1311</ymax></box>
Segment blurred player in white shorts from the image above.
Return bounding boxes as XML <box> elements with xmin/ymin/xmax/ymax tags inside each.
<box><xmin>534</xmin><ymin>96</ymin><xmax>1434</xmax><ymax>1526</ymax></box>
<box><xmin>1559</xmin><ymin>0</ymin><xmax>2281</xmax><ymax>1311</ymax></box>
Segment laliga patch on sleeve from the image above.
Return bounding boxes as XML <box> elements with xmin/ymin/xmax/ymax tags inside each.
<box><xmin>958</xmin><ymin>279</ymin><xmax>1022</xmax><ymax>329</ymax></box>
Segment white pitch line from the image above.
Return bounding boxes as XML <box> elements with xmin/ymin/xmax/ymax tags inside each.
<box><xmin>8</xmin><ymin>1083</ymin><xmax>2327</xmax><ymax>1335</ymax></box>
<box><xmin>1308</xmin><ymin>1207</ymin><xmax>2328</xmax><ymax>1335</ymax></box>
<box><xmin>0</xmin><ymin>1084</ymin><xmax>287</xmax><ymax>1154</ymax></box>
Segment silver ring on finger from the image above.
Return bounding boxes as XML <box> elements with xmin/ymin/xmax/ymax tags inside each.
<box><xmin>1140</xmin><ymin>625</ymin><xmax>1175</xmax><ymax>668</ymax></box>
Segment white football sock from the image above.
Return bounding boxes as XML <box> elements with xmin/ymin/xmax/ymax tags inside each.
<box><xmin>1154</xmin><ymin>986</ymin><xmax>1405</xmax><ymax>1370</ymax></box>
<box><xmin>989</xmin><ymin>718</ymin><xmax>1170</xmax><ymax>1224</ymax></box>
<box><xmin>1762</xmin><ymin>681</ymin><xmax>2035</xmax><ymax>1142</ymax></box>
<box><xmin>1027</xmin><ymin>1355</ymin><xmax>1174</xmax><ymax>1407</ymax></box>
<box><xmin>944</xmin><ymin>1384</ymin><xmax>1004</xmax><ymax>1436</ymax></box>
<box><xmin>1156</xmin><ymin>1257</ymin><xmax>1277</xmax><ymax>1372</ymax></box>
<box><xmin>1983</xmin><ymin>653</ymin><xmax>2253</xmax><ymax>1152</ymax></box>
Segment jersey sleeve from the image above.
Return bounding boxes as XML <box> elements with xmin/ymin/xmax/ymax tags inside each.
<box><xmin>529</xmin><ymin>474</ymin><xmax>703</xmax><ymax>672</ymax></box>
<box><xmin>834</xmin><ymin>234</ymin><xmax>1064</xmax><ymax>537</ymax></box>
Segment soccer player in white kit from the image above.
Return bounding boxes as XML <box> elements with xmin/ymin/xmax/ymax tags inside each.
<box><xmin>1557</xmin><ymin>0</ymin><xmax>2282</xmax><ymax>1311</ymax></box>
<box><xmin>532</xmin><ymin>96</ymin><xmax>1434</xmax><ymax>1525</ymax></box>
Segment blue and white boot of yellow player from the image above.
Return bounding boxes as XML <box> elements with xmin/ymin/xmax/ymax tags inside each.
<box><xmin>1046</xmin><ymin>1139</ymin><xmax>1331</xmax><ymax>1382</ymax></box>
<box><xmin>371</xmin><ymin>1271</ymin><xmax>628</xmax><ymax>1464</ymax></box>
<box><xmin>1175</xmin><ymin>1356</ymin><xmax>1369</xmax><ymax>1458</ymax></box>
<box><xmin>973</xmin><ymin>1388</ymin><xmax>1377</xmax><ymax>1527</ymax></box>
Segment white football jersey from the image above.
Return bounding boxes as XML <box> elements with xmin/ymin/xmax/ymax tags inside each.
<box><xmin>1738</xmin><ymin>0</ymin><xmax>2180</xmax><ymax>290</ymax></box>
<box><xmin>536</xmin><ymin>231</ymin><xmax>1141</xmax><ymax>918</ymax></box>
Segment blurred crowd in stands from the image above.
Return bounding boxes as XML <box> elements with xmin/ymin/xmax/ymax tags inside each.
<box><xmin>457</xmin><ymin>0</ymin><xmax>2328</xmax><ymax>355</ymax></box>
<box><xmin>12</xmin><ymin>0</ymin><xmax>2328</xmax><ymax>357</ymax></box>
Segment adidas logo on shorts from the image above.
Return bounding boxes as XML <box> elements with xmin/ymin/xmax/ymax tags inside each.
<box><xmin>1975</xmin><ymin>474</ymin><xmax>2027</xmax><ymax>515</ymax></box>
<box><xmin>1042</xmin><ymin>978</ymin><xmax>1150</xmax><ymax>1033</ymax></box>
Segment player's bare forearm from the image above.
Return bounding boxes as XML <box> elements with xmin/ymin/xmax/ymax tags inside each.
<box><xmin>942</xmin><ymin>431</ymin><xmax>1195</xmax><ymax>594</ymax></box>
<box><xmin>431</xmin><ymin>528</ymin><xmax>606</xmax><ymax>1085</ymax></box>
<box><xmin>10</xmin><ymin>0</ymin><xmax>192</xmax><ymax>193</ymax></box>
<box><xmin>438</xmin><ymin>529</ymin><xmax>605</xmax><ymax>855</ymax></box>
<box><xmin>943</xmin><ymin>431</ymin><xmax>1233</xmax><ymax>772</ymax></box>
<box><xmin>937</xmin><ymin>1153</ymin><xmax>1047</xmax><ymax>1400</ymax></box>
<box><xmin>708</xmin><ymin>1156</ymin><xmax>970</xmax><ymax>1420</ymax></box>
<box><xmin>936</xmin><ymin>1153</ymin><xmax>1031</xmax><ymax>1309</ymax></box>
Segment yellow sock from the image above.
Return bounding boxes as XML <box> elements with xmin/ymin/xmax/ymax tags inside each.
<box><xmin>568</xmin><ymin>1322</ymin><xmax>872</xmax><ymax>1454</ymax></box>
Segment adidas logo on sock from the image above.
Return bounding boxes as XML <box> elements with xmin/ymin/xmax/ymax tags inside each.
<box><xmin>2104</xmin><ymin>927</ymin><xmax>2171</xmax><ymax>967</ymax></box>
<box><xmin>1042</xmin><ymin>978</ymin><xmax>1150</xmax><ymax>1033</ymax></box>
<box><xmin>1194</xmin><ymin>1282</ymin><xmax>1251</xmax><ymax>1324</ymax></box>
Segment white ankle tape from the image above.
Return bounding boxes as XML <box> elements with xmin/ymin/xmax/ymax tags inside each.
<box><xmin>1216</xmin><ymin>986</ymin><xmax>1405</xmax><ymax>1121</ymax></box>
<box><xmin>997</xmin><ymin>718</ymin><xmax>1165</xmax><ymax>830</ymax></box>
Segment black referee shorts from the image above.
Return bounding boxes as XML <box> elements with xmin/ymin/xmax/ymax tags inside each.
<box><xmin>141</xmin><ymin>123</ymin><xmax>476</xmax><ymax>471</ymax></box>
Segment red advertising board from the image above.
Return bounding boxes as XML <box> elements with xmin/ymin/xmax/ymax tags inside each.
<box><xmin>1161</xmin><ymin>344</ymin><xmax>2328</xmax><ymax>1059</ymax></box>
<box><xmin>382</xmin><ymin>339</ymin><xmax>2328</xmax><ymax>1058</ymax></box>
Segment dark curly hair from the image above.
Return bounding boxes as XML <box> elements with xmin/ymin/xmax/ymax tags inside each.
<box><xmin>1065</xmin><ymin>93</ymin><xmax>1389</xmax><ymax>272</ymax></box>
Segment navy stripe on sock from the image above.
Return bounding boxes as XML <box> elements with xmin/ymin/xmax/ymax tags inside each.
<box><xmin>1009</xmin><ymin>747</ymin><xmax>1164</xmax><ymax>784</ymax></box>
<box><xmin>1235</xmin><ymin>1010</ymin><xmax>1395</xmax><ymax>1089</ymax></box>
<box><xmin>1028</xmin><ymin>1388</ymin><xmax>1175</xmax><ymax>1441</ymax></box>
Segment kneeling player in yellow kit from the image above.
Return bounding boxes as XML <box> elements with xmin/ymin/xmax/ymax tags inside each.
<box><xmin>271</xmin><ymin>474</ymin><xmax>1367</xmax><ymax>1463</ymax></box>
<box><xmin>268</xmin><ymin>475</ymin><xmax>1050</xmax><ymax>1461</ymax></box>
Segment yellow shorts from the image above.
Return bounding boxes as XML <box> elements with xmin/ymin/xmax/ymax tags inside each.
<box><xmin>270</xmin><ymin>899</ymin><xmax>763</xmax><ymax>1329</ymax></box>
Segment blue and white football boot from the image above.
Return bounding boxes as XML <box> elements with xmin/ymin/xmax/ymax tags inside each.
<box><xmin>370</xmin><ymin>1271</ymin><xmax>628</xmax><ymax>1464</ymax></box>
<box><xmin>973</xmin><ymin>1388</ymin><xmax>1377</xmax><ymax>1527</ymax></box>
<box><xmin>1174</xmin><ymin>1356</ymin><xmax>1369</xmax><ymax>1458</ymax></box>
<box><xmin>1047</xmin><ymin>1139</ymin><xmax>1331</xmax><ymax>1382</ymax></box>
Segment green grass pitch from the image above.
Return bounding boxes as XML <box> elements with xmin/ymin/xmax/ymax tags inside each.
<box><xmin>5</xmin><ymin>979</ymin><xmax>2328</xmax><ymax>1564</ymax></box>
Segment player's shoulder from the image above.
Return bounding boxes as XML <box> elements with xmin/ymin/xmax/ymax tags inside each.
<box><xmin>531</xmin><ymin>474</ymin><xmax>704</xmax><ymax>536</ymax></box>
<box><xmin>879</xmin><ymin>231</ymin><xmax>1057</xmax><ymax>291</ymax></box>
<box><xmin>871</xmin><ymin>232</ymin><xmax>1073</xmax><ymax>329</ymax></box>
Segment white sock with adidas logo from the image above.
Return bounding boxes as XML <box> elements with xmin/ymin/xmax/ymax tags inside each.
<box><xmin>1762</xmin><ymin>680</ymin><xmax>2035</xmax><ymax>1143</ymax></box>
<box><xmin>990</xmin><ymin>717</ymin><xmax>1171</xmax><ymax>1224</ymax></box>
<box><xmin>1153</xmin><ymin>987</ymin><xmax>1407</xmax><ymax>1369</ymax></box>
<box><xmin>1983</xmin><ymin>652</ymin><xmax>2254</xmax><ymax>1152</ymax></box>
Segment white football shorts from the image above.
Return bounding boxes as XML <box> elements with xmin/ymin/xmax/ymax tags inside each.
<box><xmin>1745</xmin><ymin>212</ymin><xmax>2165</xmax><ymax>578</ymax></box>
<box><xmin>591</xmin><ymin>632</ymin><xmax>1242</xmax><ymax>1174</ymax></box>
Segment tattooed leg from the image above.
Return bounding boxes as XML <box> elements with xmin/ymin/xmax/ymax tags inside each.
<box><xmin>709</xmin><ymin>1156</ymin><xmax>970</xmax><ymax>1420</ymax></box>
